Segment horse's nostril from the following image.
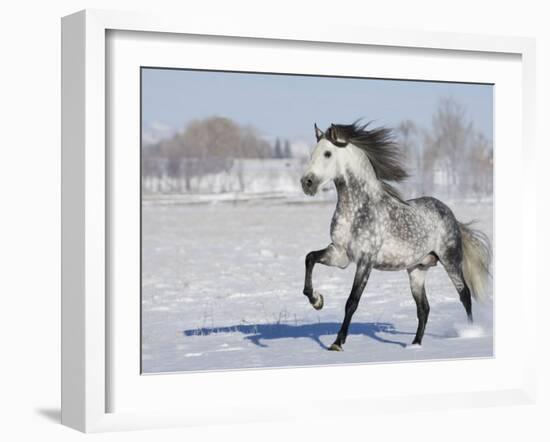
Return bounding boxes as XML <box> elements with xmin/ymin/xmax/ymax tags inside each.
<box><xmin>306</xmin><ymin>179</ymin><xmax>313</xmax><ymax>187</ymax></box>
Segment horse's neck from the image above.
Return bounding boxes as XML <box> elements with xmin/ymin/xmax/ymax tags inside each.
<box><xmin>334</xmin><ymin>170</ymin><xmax>382</xmax><ymax>213</ymax></box>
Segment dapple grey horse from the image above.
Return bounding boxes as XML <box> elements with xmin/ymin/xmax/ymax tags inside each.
<box><xmin>300</xmin><ymin>122</ymin><xmax>492</xmax><ymax>351</ymax></box>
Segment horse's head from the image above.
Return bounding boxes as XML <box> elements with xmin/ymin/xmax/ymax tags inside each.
<box><xmin>301</xmin><ymin>121</ymin><xmax>408</xmax><ymax>197</ymax></box>
<box><xmin>300</xmin><ymin>123</ymin><xmax>351</xmax><ymax>196</ymax></box>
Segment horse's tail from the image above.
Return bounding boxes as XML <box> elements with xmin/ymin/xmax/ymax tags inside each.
<box><xmin>459</xmin><ymin>222</ymin><xmax>492</xmax><ymax>302</ymax></box>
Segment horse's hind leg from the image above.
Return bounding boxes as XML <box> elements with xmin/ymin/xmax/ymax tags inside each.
<box><xmin>453</xmin><ymin>271</ymin><xmax>473</xmax><ymax>323</ymax></box>
<box><xmin>441</xmin><ymin>259</ymin><xmax>473</xmax><ymax>323</ymax></box>
<box><xmin>303</xmin><ymin>244</ymin><xmax>349</xmax><ymax>310</ymax></box>
<box><xmin>407</xmin><ymin>266</ymin><xmax>430</xmax><ymax>345</ymax></box>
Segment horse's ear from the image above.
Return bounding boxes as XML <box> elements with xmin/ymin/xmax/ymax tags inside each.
<box><xmin>329</xmin><ymin>123</ymin><xmax>348</xmax><ymax>148</ymax></box>
<box><xmin>314</xmin><ymin>123</ymin><xmax>324</xmax><ymax>142</ymax></box>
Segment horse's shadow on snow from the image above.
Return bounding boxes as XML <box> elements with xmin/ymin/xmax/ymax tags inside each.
<box><xmin>183</xmin><ymin>322</ymin><xmax>416</xmax><ymax>349</ymax></box>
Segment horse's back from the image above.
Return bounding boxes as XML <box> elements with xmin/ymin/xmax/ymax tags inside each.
<box><xmin>407</xmin><ymin>196</ymin><xmax>457</xmax><ymax>221</ymax></box>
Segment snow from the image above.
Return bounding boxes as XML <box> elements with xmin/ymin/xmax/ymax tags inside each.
<box><xmin>454</xmin><ymin>323</ymin><xmax>486</xmax><ymax>339</ymax></box>
<box><xmin>142</xmin><ymin>197</ymin><xmax>493</xmax><ymax>373</ymax></box>
<box><xmin>142</xmin><ymin>158</ymin><xmax>308</xmax><ymax>195</ymax></box>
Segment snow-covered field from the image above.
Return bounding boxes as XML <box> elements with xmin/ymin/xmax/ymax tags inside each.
<box><xmin>141</xmin><ymin>196</ymin><xmax>493</xmax><ymax>373</ymax></box>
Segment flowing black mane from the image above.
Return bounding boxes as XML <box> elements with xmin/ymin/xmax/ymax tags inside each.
<box><xmin>324</xmin><ymin>121</ymin><xmax>408</xmax><ymax>201</ymax></box>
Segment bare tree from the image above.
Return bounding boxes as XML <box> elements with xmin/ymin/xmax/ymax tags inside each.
<box><xmin>273</xmin><ymin>138</ymin><xmax>282</xmax><ymax>159</ymax></box>
<box><xmin>283</xmin><ymin>139</ymin><xmax>292</xmax><ymax>158</ymax></box>
<box><xmin>466</xmin><ymin>132</ymin><xmax>493</xmax><ymax>198</ymax></box>
<box><xmin>396</xmin><ymin>120</ymin><xmax>420</xmax><ymax>196</ymax></box>
<box><xmin>152</xmin><ymin>116</ymin><xmax>272</xmax><ymax>193</ymax></box>
<box><xmin>422</xmin><ymin>98</ymin><xmax>479</xmax><ymax>197</ymax></box>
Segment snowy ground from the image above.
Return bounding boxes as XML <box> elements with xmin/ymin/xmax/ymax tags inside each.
<box><xmin>141</xmin><ymin>196</ymin><xmax>493</xmax><ymax>373</ymax></box>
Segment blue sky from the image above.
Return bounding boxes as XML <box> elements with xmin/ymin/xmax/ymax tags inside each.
<box><xmin>141</xmin><ymin>68</ymin><xmax>493</xmax><ymax>142</ymax></box>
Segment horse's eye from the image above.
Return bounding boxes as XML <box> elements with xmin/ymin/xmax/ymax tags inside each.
<box><xmin>324</xmin><ymin>151</ymin><xmax>332</xmax><ymax>158</ymax></box>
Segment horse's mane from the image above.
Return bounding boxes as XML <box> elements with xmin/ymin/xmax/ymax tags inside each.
<box><xmin>324</xmin><ymin>121</ymin><xmax>409</xmax><ymax>202</ymax></box>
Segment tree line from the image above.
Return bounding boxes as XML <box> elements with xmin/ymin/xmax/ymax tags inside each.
<box><xmin>142</xmin><ymin>116</ymin><xmax>294</xmax><ymax>192</ymax></box>
<box><xmin>395</xmin><ymin>98</ymin><xmax>493</xmax><ymax>199</ymax></box>
<box><xmin>142</xmin><ymin>98</ymin><xmax>493</xmax><ymax>198</ymax></box>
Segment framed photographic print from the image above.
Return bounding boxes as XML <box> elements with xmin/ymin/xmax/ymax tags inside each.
<box><xmin>61</xmin><ymin>9</ymin><xmax>537</xmax><ymax>432</ymax></box>
<box><xmin>140</xmin><ymin>67</ymin><xmax>495</xmax><ymax>373</ymax></box>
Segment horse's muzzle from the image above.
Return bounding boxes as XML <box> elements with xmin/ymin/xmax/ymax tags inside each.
<box><xmin>301</xmin><ymin>173</ymin><xmax>318</xmax><ymax>196</ymax></box>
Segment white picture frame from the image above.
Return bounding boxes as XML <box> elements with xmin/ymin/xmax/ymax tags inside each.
<box><xmin>61</xmin><ymin>9</ymin><xmax>537</xmax><ymax>433</ymax></box>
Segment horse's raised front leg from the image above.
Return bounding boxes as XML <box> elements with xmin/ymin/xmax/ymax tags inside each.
<box><xmin>303</xmin><ymin>244</ymin><xmax>349</xmax><ymax>310</ymax></box>
<box><xmin>330</xmin><ymin>258</ymin><xmax>372</xmax><ymax>351</ymax></box>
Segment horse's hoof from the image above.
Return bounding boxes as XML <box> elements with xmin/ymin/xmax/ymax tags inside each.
<box><xmin>328</xmin><ymin>343</ymin><xmax>343</xmax><ymax>351</ymax></box>
<box><xmin>311</xmin><ymin>293</ymin><xmax>324</xmax><ymax>310</ymax></box>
